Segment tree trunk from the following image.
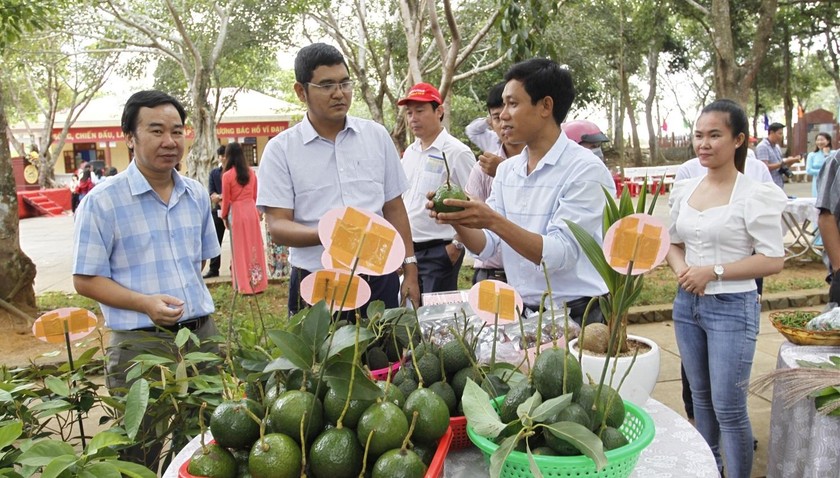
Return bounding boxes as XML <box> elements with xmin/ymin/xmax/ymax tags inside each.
<box><xmin>782</xmin><ymin>22</ymin><xmax>794</xmax><ymax>156</ymax></box>
<box><xmin>184</xmin><ymin>86</ymin><xmax>216</xmax><ymax>187</ymax></box>
<box><xmin>0</xmin><ymin>85</ymin><xmax>37</xmax><ymax>311</ymax></box>
<box><xmin>645</xmin><ymin>46</ymin><xmax>660</xmax><ymax>164</ymax></box>
<box><xmin>709</xmin><ymin>0</ymin><xmax>778</xmax><ymax>106</ymax></box>
<box><xmin>620</xmin><ymin>68</ymin><xmax>643</xmax><ymax>166</ymax></box>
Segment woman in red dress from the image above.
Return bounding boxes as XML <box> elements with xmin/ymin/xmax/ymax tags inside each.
<box><xmin>221</xmin><ymin>142</ymin><xmax>268</xmax><ymax>294</ymax></box>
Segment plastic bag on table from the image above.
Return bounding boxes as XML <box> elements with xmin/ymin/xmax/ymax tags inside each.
<box><xmin>807</xmin><ymin>304</ymin><xmax>840</xmax><ymax>331</ymax></box>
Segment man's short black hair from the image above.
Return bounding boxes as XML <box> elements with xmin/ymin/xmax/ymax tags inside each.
<box><xmin>486</xmin><ymin>82</ymin><xmax>505</xmax><ymax>110</ymax></box>
<box><xmin>504</xmin><ymin>59</ymin><xmax>575</xmax><ymax>125</ymax></box>
<box><xmin>217</xmin><ymin>145</ymin><xmax>226</xmax><ymax>156</ymax></box>
<box><xmin>294</xmin><ymin>43</ymin><xmax>348</xmax><ymax>85</ymax></box>
<box><xmin>768</xmin><ymin>122</ymin><xmax>785</xmax><ymax>133</ymax></box>
<box><xmin>121</xmin><ymin>90</ymin><xmax>187</xmax><ymax>136</ymax></box>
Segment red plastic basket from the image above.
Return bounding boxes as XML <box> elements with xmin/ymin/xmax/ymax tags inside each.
<box><xmin>448</xmin><ymin>415</ymin><xmax>472</xmax><ymax>450</ymax></box>
<box><xmin>425</xmin><ymin>425</ymin><xmax>453</xmax><ymax>478</ymax></box>
<box><xmin>179</xmin><ymin>428</ymin><xmax>453</xmax><ymax>478</ymax></box>
<box><xmin>369</xmin><ymin>360</ymin><xmax>402</xmax><ymax>381</ymax></box>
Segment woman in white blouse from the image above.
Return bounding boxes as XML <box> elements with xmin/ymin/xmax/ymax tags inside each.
<box><xmin>666</xmin><ymin>99</ymin><xmax>786</xmax><ymax>478</ymax></box>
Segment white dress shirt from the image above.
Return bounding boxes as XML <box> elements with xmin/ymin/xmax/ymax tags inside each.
<box><xmin>256</xmin><ymin>114</ymin><xmax>408</xmax><ymax>271</ymax></box>
<box><xmin>669</xmin><ymin>174</ymin><xmax>786</xmax><ymax>295</ymax></box>
<box><xmin>480</xmin><ymin>131</ymin><xmax>614</xmax><ymax>306</ymax></box>
<box><xmin>401</xmin><ymin>128</ymin><xmax>475</xmax><ymax>242</ymax></box>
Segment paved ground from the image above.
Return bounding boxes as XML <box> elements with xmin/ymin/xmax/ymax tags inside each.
<box><xmin>18</xmin><ymin>179</ymin><xmax>819</xmax><ymax>477</ymax></box>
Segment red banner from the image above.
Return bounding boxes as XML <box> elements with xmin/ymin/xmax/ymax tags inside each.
<box><xmin>52</xmin><ymin>121</ymin><xmax>290</xmax><ymax>143</ymax></box>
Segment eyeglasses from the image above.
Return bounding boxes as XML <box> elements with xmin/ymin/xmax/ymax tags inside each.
<box><xmin>306</xmin><ymin>80</ymin><xmax>355</xmax><ymax>93</ymax></box>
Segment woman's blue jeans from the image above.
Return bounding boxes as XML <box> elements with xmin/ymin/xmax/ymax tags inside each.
<box><xmin>673</xmin><ymin>287</ymin><xmax>759</xmax><ymax>478</ymax></box>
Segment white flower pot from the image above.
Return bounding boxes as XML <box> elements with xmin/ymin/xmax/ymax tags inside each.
<box><xmin>568</xmin><ymin>334</ymin><xmax>660</xmax><ymax>406</ymax></box>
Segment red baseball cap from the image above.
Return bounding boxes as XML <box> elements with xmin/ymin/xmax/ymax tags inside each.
<box><xmin>397</xmin><ymin>82</ymin><xmax>442</xmax><ymax>106</ymax></box>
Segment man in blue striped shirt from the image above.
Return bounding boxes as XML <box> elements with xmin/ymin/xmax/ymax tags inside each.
<box><xmin>73</xmin><ymin>89</ymin><xmax>220</xmax><ymax>371</ymax></box>
<box><xmin>72</xmin><ymin>91</ymin><xmax>220</xmax><ymax>466</ymax></box>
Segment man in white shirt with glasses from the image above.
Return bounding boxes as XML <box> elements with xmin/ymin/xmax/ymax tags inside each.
<box><xmin>257</xmin><ymin>43</ymin><xmax>420</xmax><ymax>316</ymax></box>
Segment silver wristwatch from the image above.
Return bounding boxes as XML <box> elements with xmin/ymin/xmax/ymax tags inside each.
<box><xmin>713</xmin><ymin>264</ymin><xmax>724</xmax><ymax>281</ymax></box>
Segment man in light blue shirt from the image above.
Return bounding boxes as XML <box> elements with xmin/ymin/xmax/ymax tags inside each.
<box><xmin>430</xmin><ymin>59</ymin><xmax>614</xmax><ymax>326</ymax></box>
<box><xmin>257</xmin><ymin>43</ymin><xmax>420</xmax><ymax>314</ymax></box>
<box><xmin>72</xmin><ymin>90</ymin><xmax>221</xmax><ymax>467</ymax></box>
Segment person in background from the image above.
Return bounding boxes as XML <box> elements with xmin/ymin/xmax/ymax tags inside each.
<box><xmin>755</xmin><ymin>122</ymin><xmax>800</xmax><ymax>191</ymax></box>
<box><xmin>75</xmin><ymin>165</ymin><xmax>94</xmax><ymax>202</ymax></box>
<box><xmin>72</xmin><ymin>90</ymin><xmax>221</xmax><ymax>468</ymax></box>
<box><xmin>465</xmin><ymin>112</ymin><xmax>502</xmax><ymax>153</ymax></box>
<box><xmin>816</xmin><ymin>142</ymin><xmax>840</xmax><ymax>303</ymax></box>
<box><xmin>666</xmin><ymin>99</ymin><xmax>785</xmax><ymax>478</ymax></box>
<box><xmin>257</xmin><ymin>43</ymin><xmax>420</xmax><ymax>316</ymax></box>
<box><xmin>430</xmin><ymin>58</ymin><xmax>613</xmax><ymax>327</ymax></box>
<box><xmin>562</xmin><ymin>119</ymin><xmax>609</xmax><ymax>161</ymax></box>
<box><xmin>221</xmin><ymin>142</ymin><xmax>268</xmax><ymax>294</ymax></box>
<box><xmin>108</xmin><ymin>166</ymin><xmax>118</xmax><ymax>177</ymax></box>
<box><xmin>807</xmin><ymin>133</ymin><xmax>834</xmax><ymax>197</ymax></box>
<box><xmin>464</xmin><ymin>81</ymin><xmax>524</xmax><ymax>284</ymax></box>
<box><xmin>399</xmin><ymin>82</ymin><xmax>475</xmax><ymax>295</ymax></box>
<box><xmin>204</xmin><ymin>145</ymin><xmax>226</xmax><ymax>279</ymax></box>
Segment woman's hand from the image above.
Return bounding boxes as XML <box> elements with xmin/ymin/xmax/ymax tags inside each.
<box><xmin>678</xmin><ymin>265</ymin><xmax>715</xmax><ymax>296</ymax></box>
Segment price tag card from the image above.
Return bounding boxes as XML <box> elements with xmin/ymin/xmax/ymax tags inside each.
<box><xmin>603</xmin><ymin>213</ymin><xmax>669</xmax><ymax>275</ymax></box>
<box><xmin>299</xmin><ymin>269</ymin><xmax>372</xmax><ymax>311</ymax></box>
<box><xmin>318</xmin><ymin>206</ymin><xmax>405</xmax><ymax>276</ymax></box>
<box><xmin>33</xmin><ymin>308</ymin><xmax>98</xmax><ymax>344</ymax></box>
<box><xmin>468</xmin><ymin>279</ymin><xmax>523</xmax><ymax>325</ymax></box>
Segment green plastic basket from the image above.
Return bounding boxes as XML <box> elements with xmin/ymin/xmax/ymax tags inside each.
<box><xmin>467</xmin><ymin>397</ymin><xmax>655</xmax><ymax>478</ymax></box>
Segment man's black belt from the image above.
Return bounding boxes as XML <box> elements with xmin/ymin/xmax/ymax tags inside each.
<box><xmin>133</xmin><ymin>315</ymin><xmax>209</xmax><ymax>333</ymax></box>
<box><xmin>413</xmin><ymin>239</ymin><xmax>450</xmax><ymax>252</ymax></box>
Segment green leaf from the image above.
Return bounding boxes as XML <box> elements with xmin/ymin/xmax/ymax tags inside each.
<box><xmin>531</xmin><ymin>394</ymin><xmax>572</xmax><ymax>423</ymax></box>
<box><xmin>462</xmin><ymin>379</ymin><xmax>506</xmax><ymax>438</ymax></box>
<box><xmin>326</xmin><ymin>325</ymin><xmax>374</xmax><ymax>359</ymax></box>
<box><xmin>17</xmin><ymin>440</ymin><xmax>75</xmax><ymax>466</ymax></box>
<box><xmin>490</xmin><ymin>433</ymin><xmax>520</xmax><ymax>478</ymax></box>
<box><xmin>302</xmin><ymin>301</ymin><xmax>331</xmax><ymax>349</ymax></box>
<box><xmin>86</xmin><ymin>432</ymin><xmax>131</xmax><ymax>455</ymax></box>
<box><xmin>526</xmin><ymin>442</ymin><xmax>544</xmax><ymax>478</ymax></box>
<box><xmin>365</xmin><ymin>301</ymin><xmax>385</xmax><ymax>320</ymax></box>
<box><xmin>40</xmin><ymin>455</ymin><xmax>77</xmax><ymax>478</ymax></box>
<box><xmin>29</xmin><ymin>400</ymin><xmax>73</xmax><ymax>415</ymax></box>
<box><xmin>323</xmin><ymin>362</ymin><xmax>383</xmax><ymax>401</ymax></box>
<box><xmin>0</xmin><ymin>422</ymin><xmax>22</xmax><ymax>449</ymax></box>
<box><xmin>263</xmin><ymin>357</ymin><xmax>298</xmax><ymax>372</ymax></box>
<box><xmin>564</xmin><ymin>219</ymin><xmax>616</xmax><ymax>292</ymax></box>
<box><xmin>110</xmin><ymin>460</ymin><xmax>157</xmax><ymax>478</ymax></box>
<box><xmin>174</xmin><ymin>328</ymin><xmax>191</xmax><ymax>348</ymax></box>
<box><xmin>124</xmin><ymin>379</ymin><xmax>149</xmax><ymax>440</ymax></box>
<box><xmin>130</xmin><ymin>354</ymin><xmax>174</xmax><ymax>366</ymax></box>
<box><xmin>43</xmin><ymin>376</ymin><xmax>69</xmax><ymax>397</ymax></box>
<box><xmin>544</xmin><ymin>421</ymin><xmax>607</xmax><ymax>469</ymax></box>
<box><xmin>266</xmin><ymin>330</ymin><xmax>314</xmax><ymax>370</ymax></box>
<box><xmin>183</xmin><ymin>352</ymin><xmax>222</xmax><ymax>363</ymax></box>
<box><xmin>516</xmin><ymin>392</ymin><xmax>541</xmax><ymax>423</ymax></box>
<box><xmin>79</xmin><ymin>462</ymin><xmax>121</xmax><ymax>478</ymax></box>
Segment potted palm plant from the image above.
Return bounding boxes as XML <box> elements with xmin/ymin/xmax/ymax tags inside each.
<box><xmin>563</xmin><ymin>181</ymin><xmax>667</xmax><ymax>405</ymax></box>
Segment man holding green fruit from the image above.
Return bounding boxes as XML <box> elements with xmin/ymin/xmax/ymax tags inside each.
<box><xmin>428</xmin><ymin>59</ymin><xmax>614</xmax><ymax>326</ymax></box>
<box><xmin>398</xmin><ymin>82</ymin><xmax>475</xmax><ymax>295</ymax></box>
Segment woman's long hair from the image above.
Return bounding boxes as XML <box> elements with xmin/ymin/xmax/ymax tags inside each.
<box><xmin>814</xmin><ymin>132</ymin><xmax>833</xmax><ymax>153</ymax></box>
<box><xmin>224</xmin><ymin>142</ymin><xmax>250</xmax><ymax>186</ymax></box>
<box><xmin>699</xmin><ymin>99</ymin><xmax>749</xmax><ymax>173</ymax></box>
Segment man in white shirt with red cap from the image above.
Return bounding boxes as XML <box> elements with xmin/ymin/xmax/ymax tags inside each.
<box><xmin>398</xmin><ymin>82</ymin><xmax>476</xmax><ymax>295</ymax></box>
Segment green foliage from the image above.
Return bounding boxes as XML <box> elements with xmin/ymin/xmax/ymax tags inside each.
<box><xmin>0</xmin><ymin>0</ymin><xmax>57</xmax><ymax>48</ymax></box>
